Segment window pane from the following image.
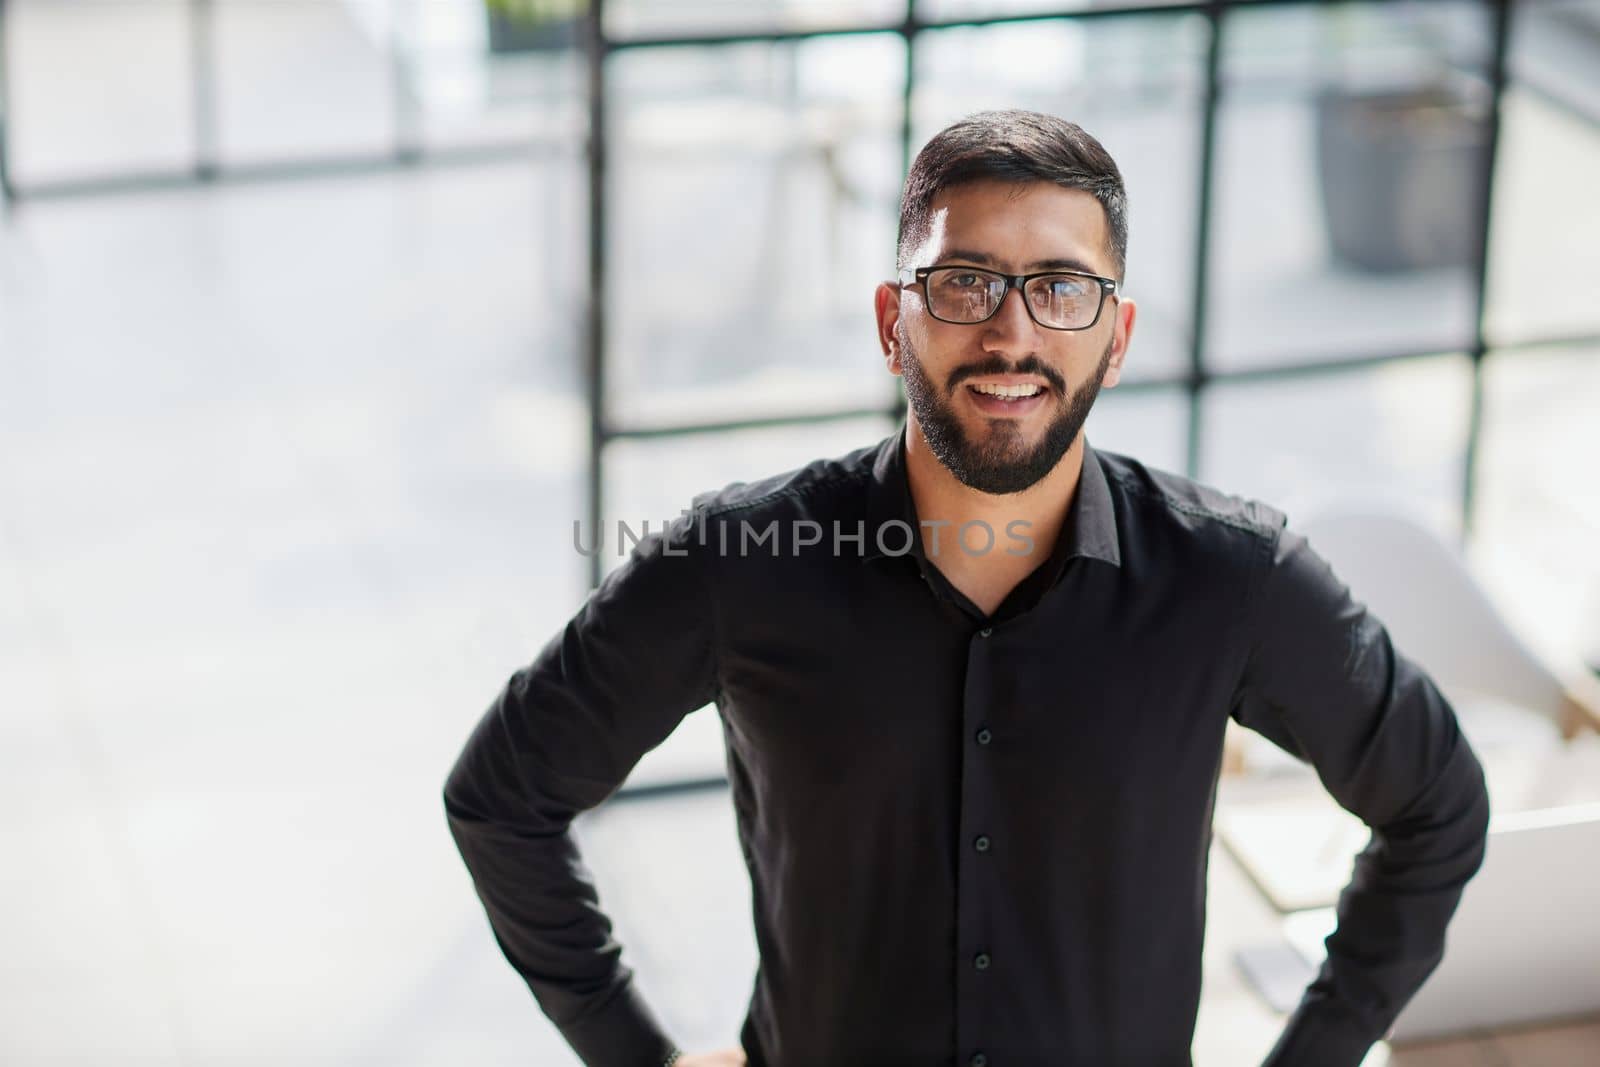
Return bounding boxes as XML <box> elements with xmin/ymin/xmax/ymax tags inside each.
<box><xmin>604</xmin><ymin>417</ymin><xmax>897</xmax><ymax>787</ymax></box>
<box><xmin>575</xmin><ymin>792</ymin><xmax>755</xmax><ymax>1060</ymax></box>
<box><xmin>6</xmin><ymin>0</ymin><xmax>192</xmax><ymax>184</ymax></box>
<box><xmin>912</xmin><ymin>15</ymin><xmax>1207</xmax><ymax>384</ymax></box>
<box><xmin>606</xmin><ymin>36</ymin><xmax>906</xmax><ymax>428</ymax></box>
<box><xmin>1473</xmin><ymin>343</ymin><xmax>1600</xmax><ymax>668</ymax></box>
<box><xmin>214</xmin><ymin>0</ymin><xmax>392</xmax><ymax>164</ymax></box>
<box><xmin>601</xmin><ymin>417</ymin><xmax>897</xmax><ymax>570</ymax></box>
<box><xmin>1084</xmin><ymin>386</ymin><xmax>1189</xmax><ymax>477</ymax></box>
<box><xmin>1199</xmin><ymin>355</ymin><xmax>1473</xmax><ymax>538</ymax></box>
<box><xmin>606</xmin><ymin>0</ymin><xmax>907</xmax><ymax>39</ymax></box>
<box><xmin>1208</xmin><ymin>1</ymin><xmax>1492</xmax><ymax>371</ymax></box>
<box><xmin>395</xmin><ymin>0</ymin><xmax>586</xmax><ymax>151</ymax></box>
<box><xmin>1487</xmin><ymin>1</ymin><xmax>1600</xmax><ymax>345</ymax></box>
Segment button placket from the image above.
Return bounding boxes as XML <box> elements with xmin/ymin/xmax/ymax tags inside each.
<box><xmin>958</xmin><ymin>613</ymin><xmax>999</xmax><ymax>1063</ymax></box>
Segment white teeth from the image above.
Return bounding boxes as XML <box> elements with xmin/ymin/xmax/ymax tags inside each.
<box><xmin>971</xmin><ymin>382</ymin><xmax>1042</xmax><ymax>398</ymax></box>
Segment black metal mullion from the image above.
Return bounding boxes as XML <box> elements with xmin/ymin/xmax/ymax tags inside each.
<box><xmin>602</xmin><ymin>18</ymin><xmax>899</xmax><ymax>53</ymax></box>
<box><xmin>598</xmin><ymin>330</ymin><xmax>1600</xmax><ymax>445</ymax></box>
<box><xmin>892</xmin><ymin>1</ymin><xmax>918</xmax><ymax>427</ymax></box>
<box><xmin>585</xmin><ymin>0</ymin><xmax>608</xmax><ymax>592</ymax></box>
<box><xmin>607</xmin><ymin>404</ymin><xmax>915</xmax><ymax>444</ymax></box>
<box><xmin>601</xmin><ymin>0</ymin><xmax>1230</xmax><ymax>53</ymax></box>
<box><xmin>1469</xmin><ymin>327</ymin><xmax>1600</xmax><ymax>358</ymax></box>
<box><xmin>389</xmin><ymin>0</ymin><xmax>421</xmax><ymax>164</ymax></box>
<box><xmin>190</xmin><ymin>0</ymin><xmax>218</xmax><ymax>180</ymax></box>
<box><xmin>1186</xmin><ymin>2</ymin><xmax>1224</xmax><ymax>481</ymax></box>
<box><xmin>0</xmin><ymin>0</ymin><xmax>12</xmax><ymax>205</ymax></box>
<box><xmin>609</xmin><ymin>776</ymin><xmax>730</xmax><ymax>805</ymax></box>
<box><xmin>1462</xmin><ymin>0</ymin><xmax>1514</xmax><ymax>543</ymax></box>
<box><xmin>5</xmin><ymin>142</ymin><xmax>550</xmax><ymax>201</ymax></box>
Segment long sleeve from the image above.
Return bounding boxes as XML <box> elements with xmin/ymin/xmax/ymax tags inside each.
<box><xmin>442</xmin><ymin>514</ymin><xmax>720</xmax><ymax>1067</ymax></box>
<box><xmin>1231</xmin><ymin>520</ymin><xmax>1491</xmax><ymax>1067</ymax></box>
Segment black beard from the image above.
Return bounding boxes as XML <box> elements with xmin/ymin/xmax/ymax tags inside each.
<box><xmin>899</xmin><ymin>331</ymin><xmax>1113</xmax><ymax>495</ymax></box>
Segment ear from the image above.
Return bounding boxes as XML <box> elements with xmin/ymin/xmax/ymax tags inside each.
<box><xmin>1100</xmin><ymin>295</ymin><xmax>1137</xmax><ymax>389</ymax></box>
<box><xmin>874</xmin><ymin>281</ymin><xmax>904</xmax><ymax>376</ymax></box>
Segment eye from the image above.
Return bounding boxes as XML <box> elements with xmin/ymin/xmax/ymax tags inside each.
<box><xmin>1048</xmin><ymin>276</ymin><xmax>1091</xmax><ymax>297</ymax></box>
<box><xmin>1031</xmin><ymin>275</ymin><xmax>1092</xmax><ymax>304</ymax></box>
<box><xmin>938</xmin><ymin>271</ymin><xmax>988</xmax><ymax>290</ymax></box>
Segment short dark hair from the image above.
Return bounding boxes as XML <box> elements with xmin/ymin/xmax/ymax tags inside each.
<box><xmin>896</xmin><ymin>110</ymin><xmax>1129</xmax><ymax>283</ymax></box>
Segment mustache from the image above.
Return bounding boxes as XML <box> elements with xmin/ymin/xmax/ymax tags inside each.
<box><xmin>945</xmin><ymin>354</ymin><xmax>1067</xmax><ymax>396</ymax></box>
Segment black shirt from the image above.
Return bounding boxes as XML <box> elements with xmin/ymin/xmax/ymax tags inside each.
<box><xmin>442</xmin><ymin>426</ymin><xmax>1490</xmax><ymax>1067</ymax></box>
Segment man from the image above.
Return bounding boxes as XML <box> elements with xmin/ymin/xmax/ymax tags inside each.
<box><xmin>443</xmin><ymin>110</ymin><xmax>1490</xmax><ymax>1067</ymax></box>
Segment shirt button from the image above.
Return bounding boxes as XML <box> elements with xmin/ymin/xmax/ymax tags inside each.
<box><xmin>978</xmin><ymin>626</ymin><xmax>992</xmax><ymax>637</ymax></box>
<box><xmin>975</xmin><ymin>727</ymin><xmax>992</xmax><ymax>746</ymax></box>
<box><xmin>974</xmin><ymin>834</ymin><xmax>991</xmax><ymax>853</ymax></box>
<box><xmin>974</xmin><ymin>951</ymin><xmax>991</xmax><ymax>970</ymax></box>
<box><xmin>971</xmin><ymin>1055</ymin><xmax>989</xmax><ymax>1067</ymax></box>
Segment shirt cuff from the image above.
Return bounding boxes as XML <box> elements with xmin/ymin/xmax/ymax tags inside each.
<box><xmin>1261</xmin><ymin>994</ymin><xmax>1381</xmax><ymax>1067</ymax></box>
<box><xmin>557</xmin><ymin>979</ymin><xmax>679</xmax><ymax>1067</ymax></box>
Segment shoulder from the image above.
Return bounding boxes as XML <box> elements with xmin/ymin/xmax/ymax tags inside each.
<box><xmin>684</xmin><ymin>438</ymin><xmax>881</xmax><ymax>525</ymax></box>
<box><xmin>1092</xmin><ymin>446</ymin><xmax>1286</xmax><ymax>561</ymax></box>
<box><xmin>592</xmin><ymin>441</ymin><xmax>876</xmax><ymax>600</ymax></box>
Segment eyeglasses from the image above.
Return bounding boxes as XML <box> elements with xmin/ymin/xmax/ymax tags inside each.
<box><xmin>898</xmin><ymin>264</ymin><xmax>1119</xmax><ymax>331</ymax></box>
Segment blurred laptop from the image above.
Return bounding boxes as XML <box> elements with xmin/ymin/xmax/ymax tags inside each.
<box><xmin>1217</xmin><ymin>718</ymin><xmax>1600</xmax><ymax>914</ymax></box>
<box><xmin>1280</xmin><ymin>802</ymin><xmax>1600</xmax><ymax>1043</ymax></box>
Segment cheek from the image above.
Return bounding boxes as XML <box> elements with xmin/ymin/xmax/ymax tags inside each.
<box><xmin>918</xmin><ymin>318</ymin><xmax>981</xmax><ymax>361</ymax></box>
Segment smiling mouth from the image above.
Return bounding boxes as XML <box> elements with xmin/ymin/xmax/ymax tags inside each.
<box><xmin>967</xmin><ymin>382</ymin><xmax>1045</xmax><ymax>401</ymax></box>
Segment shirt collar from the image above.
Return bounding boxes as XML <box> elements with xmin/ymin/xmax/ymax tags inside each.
<box><xmin>863</xmin><ymin>423</ymin><xmax>1122</xmax><ymax>571</ymax></box>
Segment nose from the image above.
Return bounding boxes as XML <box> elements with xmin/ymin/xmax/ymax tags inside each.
<box><xmin>980</xmin><ymin>283</ymin><xmax>1042</xmax><ymax>354</ymax></box>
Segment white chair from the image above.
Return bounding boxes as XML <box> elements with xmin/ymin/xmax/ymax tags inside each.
<box><xmin>1218</xmin><ymin>508</ymin><xmax>1600</xmax><ymax>912</ymax></box>
<box><xmin>1294</xmin><ymin>509</ymin><xmax>1600</xmax><ymax>746</ymax></box>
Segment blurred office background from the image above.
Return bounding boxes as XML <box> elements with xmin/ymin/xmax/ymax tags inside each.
<box><xmin>2</xmin><ymin>0</ymin><xmax>1598</xmax><ymax>1064</ymax></box>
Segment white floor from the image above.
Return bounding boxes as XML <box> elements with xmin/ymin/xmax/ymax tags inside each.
<box><xmin>0</xmin><ymin>159</ymin><xmax>593</xmax><ymax>1064</ymax></box>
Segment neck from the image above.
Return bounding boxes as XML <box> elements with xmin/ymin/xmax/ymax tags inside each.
<box><xmin>903</xmin><ymin>417</ymin><xmax>1085</xmax><ymax>567</ymax></box>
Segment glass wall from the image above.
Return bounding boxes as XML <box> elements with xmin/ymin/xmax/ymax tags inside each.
<box><xmin>0</xmin><ymin>0</ymin><xmax>585</xmax><ymax>192</ymax></box>
<box><xmin>1474</xmin><ymin>342</ymin><xmax>1600</xmax><ymax>668</ymax></box>
<box><xmin>1486</xmin><ymin>88</ymin><xmax>1600</xmax><ymax>343</ymax></box>
<box><xmin>1083</xmin><ymin>386</ymin><xmax>1189</xmax><ymax>476</ymax></box>
<box><xmin>213</xmin><ymin>0</ymin><xmax>393</xmax><ymax>165</ymax></box>
<box><xmin>606</xmin><ymin>34</ymin><xmax>905</xmax><ymax>427</ymax></box>
<box><xmin>583</xmin><ymin>0</ymin><xmax>1600</xmax><ymax>797</ymax></box>
<box><xmin>4</xmin><ymin>0</ymin><xmax>1596</xmax><ymax>793</ymax></box>
<box><xmin>1200</xmin><ymin>354</ymin><xmax>1475</xmax><ymax>538</ymax></box>
<box><xmin>1207</xmin><ymin>1</ymin><xmax>1492</xmax><ymax>371</ymax></box>
<box><xmin>5</xmin><ymin>1</ymin><xmax>193</xmax><ymax>183</ymax></box>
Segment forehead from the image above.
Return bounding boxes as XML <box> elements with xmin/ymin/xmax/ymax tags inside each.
<box><xmin>915</xmin><ymin>178</ymin><xmax>1110</xmax><ymax>274</ymax></box>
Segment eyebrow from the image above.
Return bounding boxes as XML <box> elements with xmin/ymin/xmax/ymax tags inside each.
<box><xmin>934</xmin><ymin>248</ymin><xmax>1104</xmax><ymax>277</ymax></box>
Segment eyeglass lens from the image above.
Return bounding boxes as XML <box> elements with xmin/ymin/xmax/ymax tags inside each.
<box><xmin>925</xmin><ymin>267</ymin><xmax>1102</xmax><ymax>329</ymax></box>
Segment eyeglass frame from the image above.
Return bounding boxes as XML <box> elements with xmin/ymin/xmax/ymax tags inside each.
<box><xmin>897</xmin><ymin>264</ymin><xmax>1120</xmax><ymax>332</ymax></box>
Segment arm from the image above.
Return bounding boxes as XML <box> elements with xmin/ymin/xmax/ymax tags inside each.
<box><xmin>1231</xmin><ymin>521</ymin><xmax>1491</xmax><ymax>1067</ymax></box>
<box><xmin>442</xmin><ymin>514</ymin><xmax>719</xmax><ymax>1067</ymax></box>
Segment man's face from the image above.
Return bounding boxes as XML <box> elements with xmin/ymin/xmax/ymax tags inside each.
<box><xmin>877</xmin><ymin>179</ymin><xmax>1135</xmax><ymax>495</ymax></box>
